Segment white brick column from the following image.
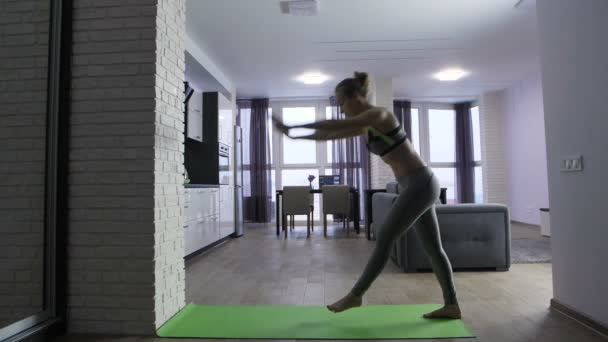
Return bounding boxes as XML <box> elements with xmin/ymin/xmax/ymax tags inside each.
<box><xmin>153</xmin><ymin>0</ymin><xmax>187</xmax><ymax>329</ymax></box>
<box><xmin>68</xmin><ymin>0</ymin><xmax>186</xmax><ymax>335</ymax></box>
<box><xmin>479</xmin><ymin>91</ymin><xmax>508</xmax><ymax>204</ymax></box>
<box><xmin>368</xmin><ymin>77</ymin><xmax>395</xmax><ymax>189</ymax></box>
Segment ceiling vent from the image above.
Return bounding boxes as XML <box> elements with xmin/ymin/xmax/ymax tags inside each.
<box><xmin>280</xmin><ymin>0</ymin><xmax>319</xmax><ymax>16</ymax></box>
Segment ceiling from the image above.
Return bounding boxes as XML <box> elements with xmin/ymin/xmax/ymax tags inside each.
<box><xmin>186</xmin><ymin>0</ymin><xmax>540</xmax><ymax>102</ymax></box>
<box><xmin>184</xmin><ymin>51</ymin><xmax>231</xmax><ymax>99</ymax></box>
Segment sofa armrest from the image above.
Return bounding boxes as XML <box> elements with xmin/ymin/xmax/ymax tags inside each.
<box><xmin>431</xmin><ymin>203</ymin><xmax>511</xmax><ymax>270</ymax></box>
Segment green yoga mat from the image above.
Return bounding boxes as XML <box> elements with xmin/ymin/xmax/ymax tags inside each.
<box><xmin>157</xmin><ymin>304</ymin><xmax>475</xmax><ymax>339</ymax></box>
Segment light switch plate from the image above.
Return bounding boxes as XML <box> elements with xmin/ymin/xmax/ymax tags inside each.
<box><xmin>560</xmin><ymin>155</ymin><xmax>583</xmax><ymax>172</ymax></box>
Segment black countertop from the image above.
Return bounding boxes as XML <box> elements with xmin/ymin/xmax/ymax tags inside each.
<box><xmin>184</xmin><ymin>184</ymin><xmax>220</xmax><ymax>188</ymax></box>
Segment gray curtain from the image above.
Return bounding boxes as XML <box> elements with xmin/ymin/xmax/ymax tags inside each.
<box><xmin>329</xmin><ymin>96</ymin><xmax>370</xmax><ymax>220</ymax></box>
<box><xmin>455</xmin><ymin>102</ymin><xmax>474</xmax><ymax>203</ymax></box>
<box><xmin>237</xmin><ymin>98</ymin><xmax>272</xmax><ymax>222</ymax></box>
<box><xmin>393</xmin><ymin>100</ymin><xmax>412</xmax><ymax>138</ymax></box>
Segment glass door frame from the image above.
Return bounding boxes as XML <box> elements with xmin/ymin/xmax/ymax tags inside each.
<box><xmin>0</xmin><ymin>0</ymin><xmax>70</xmax><ymax>340</ymax></box>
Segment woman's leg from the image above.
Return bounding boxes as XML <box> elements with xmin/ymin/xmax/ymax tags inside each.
<box><xmin>414</xmin><ymin>201</ymin><xmax>461</xmax><ymax>319</ymax></box>
<box><xmin>414</xmin><ymin>206</ymin><xmax>458</xmax><ymax>306</ymax></box>
<box><xmin>328</xmin><ymin>168</ymin><xmax>438</xmax><ymax>312</ymax></box>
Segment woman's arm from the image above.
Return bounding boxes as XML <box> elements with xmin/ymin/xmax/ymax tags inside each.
<box><xmin>290</xmin><ymin>127</ymin><xmax>365</xmax><ymax>141</ymax></box>
<box><xmin>293</xmin><ymin>107</ymin><xmax>386</xmax><ymax>131</ymax></box>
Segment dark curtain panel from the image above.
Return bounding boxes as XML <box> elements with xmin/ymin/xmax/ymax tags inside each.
<box><xmin>455</xmin><ymin>102</ymin><xmax>475</xmax><ymax>203</ymax></box>
<box><xmin>239</xmin><ymin>98</ymin><xmax>272</xmax><ymax>222</ymax></box>
<box><xmin>393</xmin><ymin>100</ymin><xmax>412</xmax><ymax>138</ymax></box>
<box><xmin>329</xmin><ymin>96</ymin><xmax>370</xmax><ymax>220</ymax></box>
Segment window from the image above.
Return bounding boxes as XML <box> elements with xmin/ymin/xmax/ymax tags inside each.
<box><xmin>407</xmin><ymin>104</ymin><xmax>483</xmax><ymax>204</ymax></box>
<box><xmin>429</xmin><ymin>109</ymin><xmax>456</xmax><ymax>163</ymax></box>
<box><xmin>325</xmin><ymin>107</ymin><xmax>333</xmax><ymax>163</ymax></box>
<box><xmin>471</xmin><ymin>106</ymin><xmax>482</xmax><ymax>162</ymax></box>
<box><xmin>471</xmin><ymin>106</ymin><xmax>484</xmax><ymax>203</ymax></box>
<box><xmin>427</xmin><ymin>108</ymin><xmax>458</xmax><ymax>203</ymax></box>
<box><xmin>474</xmin><ymin>166</ymin><xmax>483</xmax><ymax>203</ymax></box>
<box><xmin>240</xmin><ymin>108</ymin><xmax>251</xmax><ymax>166</ymax></box>
<box><xmin>282</xmin><ymin>107</ymin><xmax>316</xmax><ymax>164</ymax></box>
<box><xmin>269</xmin><ymin>101</ymin><xmax>359</xmax><ymax>223</ymax></box>
<box><xmin>432</xmin><ymin>167</ymin><xmax>457</xmax><ymax>203</ymax></box>
<box><xmin>411</xmin><ymin>108</ymin><xmax>420</xmax><ymax>153</ymax></box>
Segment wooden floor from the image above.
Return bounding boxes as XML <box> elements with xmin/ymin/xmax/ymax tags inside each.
<box><xmin>55</xmin><ymin>222</ymin><xmax>605</xmax><ymax>342</ymax></box>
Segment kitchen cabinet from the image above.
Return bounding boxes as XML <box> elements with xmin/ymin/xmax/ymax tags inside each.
<box><xmin>217</xmin><ymin>93</ymin><xmax>233</xmax><ymax>146</ymax></box>
<box><xmin>187</xmin><ymin>91</ymin><xmax>203</xmax><ymax>142</ymax></box>
<box><xmin>183</xmin><ymin>187</ymin><xmax>220</xmax><ymax>256</ymax></box>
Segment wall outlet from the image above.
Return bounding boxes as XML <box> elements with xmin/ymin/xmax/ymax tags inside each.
<box><xmin>560</xmin><ymin>155</ymin><xmax>583</xmax><ymax>172</ymax></box>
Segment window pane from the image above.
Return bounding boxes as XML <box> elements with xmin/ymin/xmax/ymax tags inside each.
<box><xmin>474</xmin><ymin>166</ymin><xmax>484</xmax><ymax>203</ymax></box>
<box><xmin>429</xmin><ymin>109</ymin><xmax>456</xmax><ymax>163</ymax></box>
<box><xmin>240</xmin><ymin>108</ymin><xmax>251</xmax><ymax>166</ymax></box>
<box><xmin>243</xmin><ymin>170</ymin><xmax>251</xmax><ymax>197</ymax></box>
<box><xmin>267</xmin><ymin>108</ymin><xmax>273</xmax><ymax>164</ymax></box>
<box><xmin>283</xmin><ymin>107</ymin><xmax>317</xmax><ymax>164</ymax></box>
<box><xmin>243</xmin><ymin>170</ymin><xmax>275</xmax><ymax>198</ymax></box>
<box><xmin>471</xmin><ymin>106</ymin><xmax>482</xmax><ymax>162</ymax></box>
<box><xmin>432</xmin><ymin>167</ymin><xmax>457</xmax><ymax>203</ymax></box>
<box><xmin>282</xmin><ymin>169</ymin><xmax>319</xmax><ymax>187</ymax></box>
<box><xmin>281</xmin><ymin>169</ymin><xmax>320</xmax><ymax>219</ymax></box>
<box><xmin>243</xmin><ymin>107</ymin><xmax>272</xmax><ymax>165</ymax></box>
<box><xmin>269</xmin><ymin>170</ymin><xmax>276</xmax><ymax>220</ymax></box>
<box><xmin>411</xmin><ymin>108</ymin><xmax>420</xmax><ymax>154</ymax></box>
<box><xmin>325</xmin><ymin>107</ymin><xmax>334</xmax><ymax>163</ymax></box>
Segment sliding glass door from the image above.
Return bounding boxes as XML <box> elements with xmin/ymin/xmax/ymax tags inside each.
<box><xmin>0</xmin><ymin>0</ymin><xmax>68</xmax><ymax>339</ymax></box>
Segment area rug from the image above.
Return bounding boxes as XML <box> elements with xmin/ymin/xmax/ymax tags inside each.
<box><xmin>511</xmin><ymin>238</ymin><xmax>552</xmax><ymax>263</ymax></box>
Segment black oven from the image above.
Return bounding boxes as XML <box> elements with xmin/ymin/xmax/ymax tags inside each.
<box><xmin>219</xmin><ymin>143</ymin><xmax>230</xmax><ymax>185</ymax></box>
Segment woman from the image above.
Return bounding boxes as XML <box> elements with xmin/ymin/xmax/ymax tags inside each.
<box><xmin>272</xmin><ymin>72</ymin><xmax>461</xmax><ymax>319</ymax></box>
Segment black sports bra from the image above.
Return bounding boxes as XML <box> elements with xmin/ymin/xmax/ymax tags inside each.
<box><xmin>366</xmin><ymin>125</ymin><xmax>408</xmax><ymax>156</ymax></box>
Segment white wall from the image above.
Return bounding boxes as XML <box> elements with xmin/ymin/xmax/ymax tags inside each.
<box><xmin>537</xmin><ymin>0</ymin><xmax>608</xmax><ymax>327</ymax></box>
<box><xmin>503</xmin><ymin>73</ymin><xmax>549</xmax><ymax>225</ymax></box>
<box><xmin>185</xmin><ymin>35</ymin><xmax>234</xmax><ymax>100</ymax></box>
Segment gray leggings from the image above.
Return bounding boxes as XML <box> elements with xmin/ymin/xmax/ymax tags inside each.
<box><xmin>352</xmin><ymin>166</ymin><xmax>458</xmax><ymax>305</ymax></box>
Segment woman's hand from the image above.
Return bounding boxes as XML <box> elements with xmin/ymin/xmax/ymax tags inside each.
<box><xmin>272</xmin><ymin>115</ymin><xmax>291</xmax><ymax>136</ymax></box>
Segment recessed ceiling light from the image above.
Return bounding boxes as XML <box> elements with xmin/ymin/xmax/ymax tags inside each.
<box><xmin>434</xmin><ymin>68</ymin><xmax>468</xmax><ymax>81</ymax></box>
<box><xmin>296</xmin><ymin>72</ymin><xmax>329</xmax><ymax>85</ymax></box>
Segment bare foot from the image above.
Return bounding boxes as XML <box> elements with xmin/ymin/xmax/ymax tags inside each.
<box><xmin>327</xmin><ymin>293</ymin><xmax>362</xmax><ymax>313</ymax></box>
<box><xmin>423</xmin><ymin>304</ymin><xmax>462</xmax><ymax>319</ymax></box>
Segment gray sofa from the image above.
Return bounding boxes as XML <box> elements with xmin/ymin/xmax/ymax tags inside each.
<box><xmin>371</xmin><ymin>182</ymin><xmax>511</xmax><ymax>272</ymax></box>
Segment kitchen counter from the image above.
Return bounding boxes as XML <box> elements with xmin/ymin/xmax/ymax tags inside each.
<box><xmin>184</xmin><ymin>184</ymin><xmax>220</xmax><ymax>188</ymax></box>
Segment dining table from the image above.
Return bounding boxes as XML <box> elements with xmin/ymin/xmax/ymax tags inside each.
<box><xmin>275</xmin><ymin>187</ymin><xmax>360</xmax><ymax>236</ymax></box>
